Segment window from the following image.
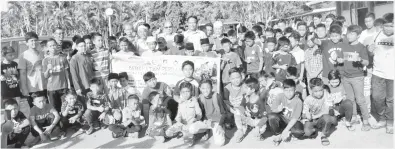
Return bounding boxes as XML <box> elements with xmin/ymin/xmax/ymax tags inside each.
<box><xmin>375</xmin><ymin>1</ymin><xmax>393</xmax><ymax>6</ymax></box>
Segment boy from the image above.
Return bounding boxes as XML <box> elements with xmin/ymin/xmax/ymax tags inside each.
<box><xmin>286</xmin><ymin>66</ymin><xmax>307</xmax><ymax>100</ymax></box>
<box><xmin>313</xmin><ymin>14</ymin><xmax>323</xmax><ymax>28</ymax></box>
<box><xmin>108</xmin><ymin>36</ymin><xmax>119</xmax><ymax>54</ymax></box>
<box><xmin>262</xmin><ymin>37</ymin><xmax>277</xmax><ymax>74</ymax></box>
<box><xmin>83</xmin><ymin>35</ymin><xmax>94</xmax><ymax>52</ymax></box>
<box><xmin>315</xmin><ymin>23</ymin><xmax>327</xmax><ymax>40</ymax></box>
<box><xmin>30</xmin><ymin>92</ymin><xmax>64</xmax><ymax>143</ymax></box>
<box><xmin>18</xmin><ymin>32</ymin><xmax>46</xmax><ymax>108</ymax></box>
<box><xmin>70</xmin><ymin>38</ymin><xmax>94</xmax><ymax>96</ymax></box>
<box><xmin>272</xmin><ymin>37</ymin><xmax>297</xmax><ymax>82</ymax></box>
<box><xmin>185</xmin><ymin>42</ymin><xmax>201</xmax><ymax>56</ymax></box>
<box><xmin>107</xmin><ymin>73</ymin><xmax>128</xmax><ymax>109</ymax></box>
<box><xmin>305</xmin><ymin>33</ymin><xmax>323</xmax><ymax>85</ymax></box>
<box><xmin>174</xmin><ymin>61</ymin><xmax>200</xmax><ymax>103</ymax></box>
<box><xmin>267</xmin><ymin>79</ymin><xmax>304</xmax><ymax>146</ymax></box>
<box><xmin>1</xmin><ymin>46</ymin><xmax>21</xmax><ymax>108</ymax></box>
<box><xmin>228</xmin><ymin>29</ymin><xmax>245</xmax><ymax>60</ymax></box>
<box><xmin>119</xmin><ymin>72</ymin><xmax>142</xmax><ymax>100</ymax></box>
<box><xmin>146</xmin><ymin>91</ymin><xmax>172</xmax><ymax>139</ymax></box>
<box><xmin>60</xmin><ymin>91</ymin><xmax>85</xmax><ymax>132</ymax></box>
<box><xmin>244</xmin><ymin>31</ymin><xmax>264</xmax><ymax>79</ymax></box>
<box><xmin>199</xmin><ymin>38</ymin><xmax>217</xmax><ymax>58</ymax></box>
<box><xmin>221</xmin><ymin>38</ymin><xmax>243</xmax><ymax>85</ymax></box>
<box><xmin>342</xmin><ymin>25</ymin><xmax>371</xmax><ymax>131</ymax></box>
<box><xmin>42</xmin><ymin>39</ymin><xmax>70</xmax><ymax>112</ymax></box>
<box><xmin>91</xmin><ymin>33</ymin><xmax>111</xmax><ymax>91</ymax></box>
<box><xmin>142</xmin><ymin>36</ymin><xmax>163</xmax><ymax>56</ymax></box>
<box><xmin>3</xmin><ymin>99</ymin><xmax>31</xmax><ymax>148</ymax></box>
<box><xmin>359</xmin><ymin>12</ymin><xmax>378</xmax><ymax>45</ymax></box>
<box><xmin>289</xmin><ymin>31</ymin><xmax>305</xmax><ymax>81</ymax></box>
<box><xmin>303</xmin><ymin>78</ymin><xmax>338</xmax><ymax>146</ymax></box>
<box><xmin>83</xmin><ymin>78</ymin><xmax>109</xmax><ymax>135</ymax></box>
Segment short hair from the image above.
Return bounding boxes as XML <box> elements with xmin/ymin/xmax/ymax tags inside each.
<box><xmin>328</xmin><ymin>70</ymin><xmax>341</xmax><ymax>81</ymax></box>
<box><xmin>4</xmin><ymin>99</ymin><xmax>18</xmax><ymax>108</ymax></box>
<box><xmin>148</xmin><ymin>91</ymin><xmax>160</xmax><ymax>103</ymax></box>
<box><xmin>326</xmin><ymin>14</ymin><xmax>336</xmax><ymax>20</ymax></box>
<box><xmin>252</xmin><ymin>25</ymin><xmax>263</xmax><ymax>36</ymax></box>
<box><xmin>332</xmin><ymin>20</ymin><xmax>343</xmax><ymax>27</ymax></box>
<box><xmin>2</xmin><ymin>46</ymin><xmax>15</xmax><ymax>56</ymax></box>
<box><xmin>316</xmin><ymin>23</ymin><xmax>326</xmax><ymax>29</ymax></box>
<box><xmin>336</xmin><ymin>16</ymin><xmax>346</xmax><ymax>24</ymax></box>
<box><xmin>284</xmin><ymin>27</ymin><xmax>294</xmax><ymax>34</ymax></box>
<box><xmin>90</xmin><ymin>78</ymin><xmax>102</xmax><ymax>86</ymax></box>
<box><xmin>278</xmin><ymin>19</ymin><xmax>286</xmax><ymax>24</ymax></box>
<box><xmin>365</xmin><ymin>12</ymin><xmax>376</xmax><ymax>19</ymax></box>
<box><xmin>228</xmin><ymin>67</ymin><xmax>242</xmax><ymax>76</ymax></box>
<box><xmin>174</xmin><ymin>34</ymin><xmax>184</xmax><ymax>44</ymax></box>
<box><xmin>294</xmin><ymin>18</ymin><xmax>302</xmax><ymax>24</ymax></box>
<box><xmin>309</xmin><ymin>22</ymin><xmax>315</xmax><ymax>29</ymax></box>
<box><xmin>83</xmin><ymin>35</ymin><xmax>92</xmax><ymax>41</ymax></box>
<box><xmin>63</xmin><ymin>90</ymin><xmax>77</xmax><ymax>101</ymax></box>
<box><xmin>108</xmin><ymin>36</ymin><xmax>117</xmax><ymax>41</ymax></box>
<box><xmin>90</xmin><ymin>32</ymin><xmax>102</xmax><ymax>40</ymax></box>
<box><xmin>309</xmin><ymin>78</ymin><xmax>324</xmax><ymax>89</ymax></box>
<box><xmin>205</xmin><ymin>23</ymin><xmax>213</xmax><ymax>28</ymax></box>
<box><xmin>265</xmin><ymin>28</ymin><xmax>274</xmax><ymax>33</ymax></box>
<box><xmin>187</xmin><ymin>16</ymin><xmax>198</xmax><ymax>23</ymax></box>
<box><xmin>72</xmin><ymin>35</ymin><xmax>82</xmax><ymax>43</ymax></box>
<box><xmin>289</xmin><ymin>31</ymin><xmax>301</xmax><ymax>41</ymax></box>
<box><xmin>274</xmin><ymin>28</ymin><xmax>282</xmax><ymax>34</ymax></box>
<box><xmin>143</xmin><ymin>71</ymin><xmax>156</xmax><ymax>82</ymax></box>
<box><xmin>278</xmin><ymin>36</ymin><xmax>291</xmax><ymax>48</ymax></box>
<box><xmin>182</xmin><ymin>60</ymin><xmax>195</xmax><ymax>70</ymax></box>
<box><xmin>286</xmin><ymin>66</ymin><xmax>298</xmax><ymax>77</ymax></box>
<box><xmin>329</xmin><ymin>24</ymin><xmax>342</xmax><ymax>34</ymax></box>
<box><xmin>62</xmin><ymin>41</ymin><xmax>72</xmax><ymax>50</ymax></box>
<box><xmin>244</xmin><ymin>31</ymin><xmax>256</xmax><ymax>40</ymax></box>
<box><xmin>199</xmin><ymin>79</ymin><xmax>213</xmax><ymax>88</ymax></box>
<box><xmin>347</xmin><ymin>25</ymin><xmax>363</xmax><ymax>35</ymax></box>
<box><xmin>383</xmin><ymin>13</ymin><xmax>394</xmax><ymax>24</ymax></box>
<box><xmin>128</xmin><ymin>94</ymin><xmax>140</xmax><ymax>102</ymax></box>
<box><xmin>179</xmin><ymin>82</ymin><xmax>193</xmax><ymax>92</ymax></box>
<box><xmin>374</xmin><ymin>18</ymin><xmax>386</xmax><ymax>27</ymax></box>
<box><xmin>257</xmin><ymin>22</ymin><xmax>265</xmax><ymax>26</ymax></box>
<box><xmin>119</xmin><ymin>37</ymin><xmax>131</xmax><ymax>45</ymax></box>
<box><xmin>238</xmin><ymin>26</ymin><xmax>248</xmax><ymax>33</ymax></box>
<box><xmin>75</xmin><ymin>38</ymin><xmax>85</xmax><ymax>45</ymax></box>
<box><xmin>283</xmin><ymin>79</ymin><xmax>296</xmax><ymax>89</ymax></box>
<box><xmin>297</xmin><ymin>21</ymin><xmax>308</xmax><ymax>28</ymax></box>
<box><xmin>266</xmin><ymin>37</ymin><xmax>277</xmax><ymax>44</ymax></box>
<box><xmin>53</xmin><ymin>27</ymin><xmax>63</xmax><ymax>33</ymax></box>
<box><xmin>31</xmin><ymin>91</ymin><xmax>46</xmax><ymax>99</ymax></box>
<box><xmin>259</xmin><ymin>70</ymin><xmax>275</xmax><ymax>79</ymax></box>
<box><xmin>25</xmin><ymin>32</ymin><xmax>39</xmax><ymax>42</ymax></box>
<box><xmin>313</xmin><ymin>14</ymin><xmax>322</xmax><ymax>19</ymax></box>
<box><xmin>143</xmin><ymin>23</ymin><xmax>151</xmax><ymax>30</ymax></box>
<box><xmin>221</xmin><ymin>38</ymin><xmax>231</xmax><ymax>44</ymax></box>
<box><xmin>45</xmin><ymin>38</ymin><xmax>58</xmax><ymax>47</ymax></box>
<box><xmin>227</xmin><ymin>29</ymin><xmax>237</xmax><ymax>37</ymax></box>
<box><xmin>40</xmin><ymin>40</ymin><xmax>47</xmax><ymax>47</ymax></box>
<box><xmin>244</xmin><ymin>77</ymin><xmax>259</xmax><ymax>93</ymax></box>
<box><xmin>119</xmin><ymin>72</ymin><xmax>128</xmax><ymax>80</ymax></box>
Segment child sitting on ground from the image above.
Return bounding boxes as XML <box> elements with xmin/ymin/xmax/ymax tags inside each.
<box><xmin>60</xmin><ymin>90</ymin><xmax>85</xmax><ymax>132</ymax></box>
<box><xmin>2</xmin><ymin>99</ymin><xmax>31</xmax><ymax>148</ymax></box>
<box><xmin>286</xmin><ymin>66</ymin><xmax>307</xmax><ymax>100</ymax></box>
<box><xmin>145</xmin><ymin>92</ymin><xmax>172</xmax><ymax>140</ymax></box>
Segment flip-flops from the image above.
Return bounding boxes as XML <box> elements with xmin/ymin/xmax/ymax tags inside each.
<box><xmin>386</xmin><ymin>126</ymin><xmax>393</xmax><ymax>134</ymax></box>
<box><xmin>321</xmin><ymin>136</ymin><xmax>330</xmax><ymax>146</ymax></box>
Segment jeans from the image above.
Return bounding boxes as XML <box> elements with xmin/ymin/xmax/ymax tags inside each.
<box><xmin>31</xmin><ymin>113</ymin><xmax>62</xmax><ymax>138</ymax></box>
<box><xmin>47</xmin><ymin>88</ymin><xmax>68</xmax><ymax>112</ymax></box>
<box><xmin>83</xmin><ymin>109</ymin><xmax>101</xmax><ymax>127</ymax></box>
<box><xmin>109</xmin><ymin>123</ymin><xmax>141</xmax><ymax>135</ymax></box>
<box><xmin>343</xmin><ymin>76</ymin><xmax>370</xmax><ymax>120</ymax></box>
<box><xmin>304</xmin><ymin>114</ymin><xmax>338</xmax><ymax>137</ymax></box>
<box><xmin>234</xmin><ymin>112</ymin><xmax>267</xmax><ymax>134</ymax></box>
<box><xmin>332</xmin><ymin>99</ymin><xmax>354</xmax><ymax>122</ymax></box>
<box><xmin>266</xmin><ymin>112</ymin><xmax>304</xmax><ymax>139</ymax></box>
<box><xmin>371</xmin><ymin>75</ymin><xmax>394</xmax><ymax>124</ymax></box>
<box><xmin>189</xmin><ymin>120</ymin><xmax>225</xmax><ymax>146</ymax></box>
<box><xmin>6</xmin><ymin>125</ymin><xmax>30</xmax><ymax>147</ymax></box>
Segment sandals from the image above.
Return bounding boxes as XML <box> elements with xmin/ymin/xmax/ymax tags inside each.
<box><xmin>321</xmin><ymin>136</ymin><xmax>330</xmax><ymax>146</ymax></box>
<box><xmin>361</xmin><ymin>124</ymin><xmax>371</xmax><ymax>131</ymax></box>
<box><xmin>386</xmin><ymin>126</ymin><xmax>393</xmax><ymax>134</ymax></box>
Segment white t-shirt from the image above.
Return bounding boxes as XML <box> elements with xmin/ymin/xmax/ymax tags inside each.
<box><xmin>291</xmin><ymin>46</ymin><xmax>305</xmax><ymax>64</ymax></box>
<box><xmin>359</xmin><ymin>29</ymin><xmax>378</xmax><ymax>46</ymax></box>
<box><xmin>372</xmin><ymin>32</ymin><xmax>394</xmax><ymax>80</ymax></box>
<box><xmin>141</xmin><ymin>50</ymin><xmax>163</xmax><ymax>57</ymax></box>
<box><xmin>183</xmin><ymin>30</ymin><xmax>207</xmax><ymax>51</ymax></box>
<box><xmin>17</xmin><ymin>49</ymin><xmax>46</xmax><ymax>92</ymax></box>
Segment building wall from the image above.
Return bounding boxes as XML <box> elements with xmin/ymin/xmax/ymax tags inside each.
<box><xmin>341</xmin><ymin>3</ymin><xmax>394</xmax><ymax>26</ymax></box>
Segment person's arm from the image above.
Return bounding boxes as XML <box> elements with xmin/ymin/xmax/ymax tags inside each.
<box><xmin>284</xmin><ymin>100</ymin><xmax>303</xmax><ymax>132</ymax></box>
<box><xmin>270</xmin><ymin>94</ymin><xmax>283</xmax><ymax>113</ymax></box>
<box><xmin>63</xmin><ymin>57</ymin><xmax>71</xmax><ymax>88</ymax></box>
<box><xmin>258</xmin><ymin>49</ymin><xmax>265</xmax><ymax>72</ymax></box>
<box><xmin>42</xmin><ymin>59</ymin><xmax>51</xmax><ymax>78</ymax></box>
<box><xmin>18</xmin><ymin>55</ymin><xmax>29</xmax><ymax>96</ymax></box>
<box><xmin>69</xmin><ymin>58</ymin><xmax>81</xmax><ymax>92</ymax></box>
<box><xmin>302</xmin><ymin>98</ymin><xmax>311</xmax><ymax>119</ymax></box>
<box><xmin>30</xmin><ymin>116</ymin><xmax>44</xmax><ymax>135</ymax></box>
<box><xmin>18</xmin><ymin>114</ymin><xmax>30</xmax><ymax>128</ymax></box>
<box><xmin>75</xmin><ymin>100</ymin><xmax>85</xmax><ymax>118</ymax></box>
<box><xmin>175</xmin><ymin>104</ymin><xmax>182</xmax><ymax>123</ymax></box>
<box><xmin>359</xmin><ymin>46</ymin><xmax>369</xmax><ymax>66</ymax></box>
<box><xmin>49</xmin><ymin>108</ymin><xmax>61</xmax><ymax>128</ymax></box>
<box><xmin>194</xmin><ymin>98</ymin><xmax>203</xmax><ymax>121</ymax></box>
<box><xmin>61</xmin><ymin>102</ymin><xmax>69</xmax><ymax>117</ymax></box>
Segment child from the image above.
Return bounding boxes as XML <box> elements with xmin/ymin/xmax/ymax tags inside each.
<box><xmin>167</xmin><ymin>34</ymin><xmax>186</xmax><ymax>56</ymax></box>
<box><xmin>42</xmin><ymin>38</ymin><xmax>70</xmax><ymax>112</ymax></box>
<box><xmin>198</xmin><ymin>38</ymin><xmax>217</xmax><ymax>57</ymax></box>
<box><xmin>122</xmin><ymin>23</ymin><xmax>135</xmax><ymax>42</ymax></box>
<box><xmin>83</xmin><ymin>35</ymin><xmax>94</xmax><ymax>52</ymax></box>
<box><xmin>327</xmin><ymin>70</ymin><xmax>355</xmax><ymax>131</ymax></box>
<box><xmin>165</xmin><ymin>82</ymin><xmax>202</xmax><ymax>147</ymax></box>
<box><xmin>108</xmin><ymin>36</ymin><xmax>119</xmax><ymax>54</ymax></box>
<box><xmin>18</xmin><ymin>32</ymin><xmax>46</xmax><ymax>108</ymax></box>
<box><xmin>119</xmin><ymin>72</ymin><xmax>142</xmax><ymax>100</ymax></box>
<box><xmin>267</xmin><ymin>79</ymin><xmax>304</xmax><ymax>146</ymax></box>
<box><xmin>274</xmin><ymin>29</ymin><xmax>283</xmax><ymax>41</ymax></box>
<box><xmin>228</xmin><ymin>29</ymin><xmax>245</xmax><ymax>60</ymax></box>
<box><xmin>107</xmin><ymin>73</ymin><xmax>128</xmax><ymax>110</ymax></box>
<box><xmin>91</xmin><ymin>33</ymin><xmax>111</xmax><ymax>91</ymax></box>
<box><xmin>272</xmin><ymin>36</ymin><xmax>297</xmax><ymax>82</ymax></box>
<box><xmin>305</xmin><ymin>33</ymin><xmax>323</xmax><ymax>89</ymax></box>
<box><xmin>342</xmin><ymin>25</ymin><xmax>371</xmax><ymax>131</ymax></box>
<box><xmin>252</xmin><ymin>25</ymin><xmax>264</xmax><ymax>48</ymax></box>
<box><xmin>145</xmin><ymin>92</ymin><xmax>172</xmax><ymax>139</ymax></box>
<box><xmin>265</xmin><ymin>28</ymin><xmax>275</xmax><ymax>39</ymax></box>
<box><xmin>263</xmin><ymin>37</ymin><xmax>277</xmax><ymax>74</ymax></box>
<box><xmin>303</xmin><ymin>78</ymin><xmax>338</xmax><ymax>146</ymax></box>
<box><xmin>174</xmin><ymin>61</ymin><xmax>200</xmax><ymax>102</ymax></box>
<box><xmin>244</xmin><ymin>31</ymin><xmax>264</xmax><ymax>79</ymax></box>
<box><xmin>83</xmin><ymin>78</ymin><xmax>109</xmax><ymax>135</ymax></box>
<box><xmin>115</xmin><ymin>37</ymin><xmax>138</xmax><ymax>56</ymax></box>
<box><xmin>109</xmin><ymin>95</ymin><xmax>144</xmax><ymax>138</ymax></box>
<box><xmin>142</xmin><ymin>36</ymin><xmax>163</xmax><ymax>56</ymax></box>
<box><xmin>315</xmin><ymin>23</ymin><xmax>328</xmax><ymax>40</ymax></box>
<box><xmin>1</xmin><ymin>46</ymin><xmax>21</xmax><ymax>108</ymax></box>
<box><xmin>3</xmin><ymin>99</ymin><xmax>31</xmax><ymax>148</ymax></box>
<box><xmin>70</xmin><ymin>38</ymin><xmax>94</xmax><ymax>96</ymax></box>
<box><xmin>289</xmin><ymin>32</ymin><xmax>305</xmax><ymax>81</ymax></box>
<box><xmin>185</xmin><ymin>42</ymin><xmax>201</xmax><ymax>56</ymax></box>
<box><xmin>235</xmin><ymin>77</ymin><xmax>268</xmax><ymax>142</ymax></box>
<box><xmin>30</xmin><ymin>92</ymin><xmax>64</xmax><ymax>143</ymax></box>
<box><xmin>286</xmin><ymin>66</ymin><xmax>307</xmax><ymax>100</ymax></box>
<box><xmin>221</xmin><ymin>38</ymin><xmax>243</xmax><ymax>85</ymax></box>
<box><xmin>60</xmin><ymin>90</ymin><xmax>85</xmax><ymax>132</ymax></box>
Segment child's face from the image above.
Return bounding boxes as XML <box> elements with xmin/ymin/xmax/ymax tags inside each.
<box><xmin>383</xmin><ymin>23</ymin><xmax>394</xmax><ymax>36</ymax></box>
<box><xmin>275</xmin><ymin>33</ymin><xmax>283</xmax><ymax>39</ymax></box>
<box><xmin>109</xmin><ymin>39</ymin><xmax>118</xmax><ymax>49</ymax></box>
<box><xmin>93</xmin><ymin>36</ymin><xmax>103</xmax><ymax>49</ymax></box>
<box><xmin>182</xmin><ymin>64</ymin><xmax>194</xmax><ymax>78</ymax></box>
<box><xmin>129</xmin><ymin>99</ymin><xmax>139</xmax><ymax>111</ymax></box>
<box><xmin>108</xmin><ymin>79</ymin><xmax>119</xmax><ymax>88</ymax></box>
<box><xmin>90</xmin><ymin>83</ymin><xmax>102</xmax><ymax>94</ymax></box>
<box><xmin>3</xmin><ymin>52</ymin><xmax>15</xmax><ymax>61</ymax></box>
<box><xmin>245</xmin><ymin>38</ymin><xmax>254</xmax><ymax>47</ymax></box>
<box><xmin>297</xmin><ymin>25</ymin><xmax>307</xmax><ymax>37</ymax></box>
<box><xmin>313</xmin><ymin>17</ymin><xmax>321</xmax><ymax>25</ymax></box>
<box><xmin>230</xmin><ymin>72</ymin><xmax>242</xmax><ymax>87</ymax></box>
<box><xmin>316</xmin><ymin>27</ymin><xmax>327</xmax><ymax>38</ymax></box>
<box><xmin>119</xmin><ymin>41</ymin><xmax>129</xmax><ymax>52</ymax></box>
<box><xmin>5</xmin><ymin>104</ymin><xmax>19</xmax><ymax>119</ymax></box>
<box><xmin>289</xmin><ymin>37</ymin><xmax>298</xmax><ymax>48</ymax></box>
<box><xmin>201</xmin><ymin>44</ymin><xmax>210</xmax><ymax>52</ymax></box>
<box><xmin>309</xmin><ymin>26</ymin><xmax>315</xmax><ymax>33</ymax></box>
<box><xmin>307</xmin><ymin>39</ymin><xmax>315</xmax><ymax>48</ymax></box>
<box><xmin>266</xmin><ymin>31</ymin><xmax>274</xmax><ymax>38</ymax></box>
<box><xmin>76</xmin><ymin>42</ymin><xmax>86</xmax><ymax>53</ymax></box>
<box><xmin>311</xmin><ymin>86</ymin><xmax>325</xmax><ymax>99</ymax></box>
<box><xmin>267</xmin><ymin>42</ymin><xmax>276</xmax><ymax>52</ymax></box>
<box><xmin>47</xmin><ymin>41</ymin><xmax>59</xmax><ymax>56</ymax></box>
<box><xmin>200</xmin><ymin>83</ymin><xmax>212</xmax><ymax>98</ymax></box>
<box><xmin>33</xmin><ymin>97</ymin><xmax>46</xmax><ymax>109</ymax></box>
<box><xmin>258</xmin><ymin>77</ymin><xmax>267</xmax><ymax>88</ymax></box>
<box><xmin>242</xmin><ymin>84</ymin><xmax>254</xmax><ymax>96</ymax></box>
<box><xmin>283</xmin><ymin>87</ymin><xmax>296</xmax><ymax>100</ymax></box>
<box><xmin>346</xmin><ymin>31</ymin><xmax>359</xmax><ymax>43</ymax></box>
<box><xmin>228</xmin><ymin>36</ymin><xmax>237</xmax><ymax>44</ymax></box>
<box><xmin>27</xmin><ymin>38</ymin><xmax>39</xmax><ymax>49</ymax></box>
<box><xmin>147</xmin><ymin>42</ymin><xmax>157</xmax><ymax>51</ymax></box>
<box><xmin>329</xmin><ymin>33</ymin><xmax>342</xmax><ymax>43</ymax></box>
<box><xmin>138</xmin><ymin>28</ymin><xmax>148</xmax><ymax>39</ymax></box>
<box><xmin>84</xmin><ymin>39</ymin><xmax>93</xmax><ymax>51</ymax></box>
<box><xmin>179</xmin><ymin>87</ymin><xmax>192</xmax><ymax>102</ymax></box>
<box><xmin>146</xmin><ymin>78</ymin><xmax>157</xmax><ymax>88</ymax></box>
<box><xmin>152</xmin><ymin>94</ymin><xmax>161</xmax><ymax>106</ymax></box>
<box><xmin>65</xmin><ymin>95</ymin><xmax>77</xmax><ymax>106</ymax></box>
<box><xmin>120</xmin><ymin>77</ymin><xmax>128</xmax><ymax>87</ymax></box>
<box><xmin>124</xmin><ymin>25</ymin><xmax>134</xmax><ymax>36</ymax></box>
<box><xmin>280</xmin><ymin>44</ymin><xmax>291</xmax><ymax>52</ymax></box>
<box><xmin>365</xmin><ymin>17</ymin><xmax>374</xmax><ymax>29</ymax></box>
<box><xmin>325</xmin><ymin>18</ymin><xmax>334</xmax><ymax>28</ymax></box>
<box><xmin>329</xmin><ymin>79</ymin><xmax>340</xmax><ymax>87</ymax></box>
<box><xmin>185</xmin><ymin>50</ymin><xmax>194</xmax><ymax>56</ymax></box>
<box><xmin>222</xmin><ymin>42</ymin><xmax>231</xmax><ymax>52</ymax></box>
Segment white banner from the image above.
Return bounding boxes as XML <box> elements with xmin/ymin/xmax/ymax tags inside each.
<box><xmin>112</xmin><ymin>55</ymin><xmax>220</xmax><ymax>93</ymax></box>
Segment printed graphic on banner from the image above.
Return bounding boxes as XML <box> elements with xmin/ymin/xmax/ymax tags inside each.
<box><xmin>112</xmin><ymin>55</ymin><xmax>220</xmax><ymax>93</ymax></box>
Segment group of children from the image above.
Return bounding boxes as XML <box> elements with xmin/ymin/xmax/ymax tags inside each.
<box><xmin>1</xmin><ymin>11</ymin><xmax>393</xmax><ymax>148</ymax></box>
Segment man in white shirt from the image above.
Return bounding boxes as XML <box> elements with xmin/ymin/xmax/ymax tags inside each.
<box><xmin>183</xmin><ymin>16</ymin><xmax>207</xmax><ymax>52</ymax></box>
<box><xmin>158</xmin><ymin>21</ymin><xmax>176</xmax><ymax>49</ymax></box>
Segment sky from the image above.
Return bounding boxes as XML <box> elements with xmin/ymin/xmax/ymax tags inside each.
<box><xmin>1</xmin><ymin>0</ymin><xmax>8</xmax><ymax>12</ymax></box>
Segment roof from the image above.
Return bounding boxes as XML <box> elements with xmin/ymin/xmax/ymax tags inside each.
<box><xmin>305</xmin><ymin>1</ymin><xmax>324</xmax><ymax>6</ymax></box>
<box><xmin>1</xmin><ymin>36</ymin><xmax>72</xmax><ymax>42</ymax></box>
<box><xmin>287</xmin><ymin>7</ymin><xmax>336</xmax><ymax>19</ymax></box>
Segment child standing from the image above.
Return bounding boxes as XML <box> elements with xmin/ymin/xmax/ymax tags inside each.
<box><xmin>42</xmin><ymin>39</ymin><xmax>70</xmax><ymax>112</ymax></box>
<box><xmin>3</xmin><ymin>99</ymin><xmax>31</xmax><ymax>148</ymax></box>
<box><xmin>142</xmin><ymin>37</ymin><xmax>163</xmax><ymax>56</ymax></box>
<box><xmin>244</xmin><ymin>31</ymin><xmax>264</xmax><ymax>79</ymax></box>
<box><xmin>221</xmin><ymin>38</ymin><xmax>243</xmax><ymax>85</ymax></box>
<box><xmin>228</xmin><ymin>29</ymin><xmax>245</xmax><ymax>60</ymax></box>
<box><xmin>119</xmin><ymin>72</ymin><xmax>142</xmax><ymax>100</ymax></box>
<box><xmin>272</xmin><ymin>37</ymin><xmax>297</xmax><ymax>82</ymax></box>
<box><xmin>91</xmin><ymin>33</ymin><xmax>111</xmax><ymax>91</ymax></box>
<box><xmin>184</xmin><ymin>43</ymin><xmax>201</xmax><ymax>56</ymax></box>
<box><xmin>262</xmin><ymin>37</ymin><xmax>277</xmax><ymax>74</ymax></box>
<box><xmin>60</xmin><ymin>91</ymin><xmax>85</xmax><ymax>132</ymax></box>
<box><xmin>1</xmin><ymin>47</ymin><xmax>21</xmax><ymax>108</ymax></box>
<box><xmin>289</xmin><ymin>32</ymin><xmax>305</xmax><ymax>82</ymax></box>
<box><xmin>198</xmin><ymin>38</ymin><xmax>218</xmax><ymax>58</ymax></box>
<box><xmin>174</xmin><ymin>61</ymin><xmax>200</xmax><ymax>102</ymax></box>
<box><xmin>305</xmin><ymin>33</ymin><xmax>323</xmax><ymax>89</ymax></box>
<box><xmin>70</xmin><ymin>38</ymin><xmax>94</xmax><ymax>96</ymax></box>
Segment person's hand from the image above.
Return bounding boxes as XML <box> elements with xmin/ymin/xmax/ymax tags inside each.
<box><xmin>280</xmin><ymin>64</ymin><xmax>288</xmax><ymax>70</ymax></box>
<box><xmin>245</xmin><ymin>111</ymin><xmax>251</xmax><ymax>117</ymax></box>
<box><xmin>334</xmin><ymin>110</ymin><xmax>340</xmax><ymax>116</ymax></box>
<box><xmin>337</xmin><ymin>57</ymin><xmax>344</xmax><ymax>64</ymax></box>
<box><xmin>97</xmin><ymin>106</ymin><xmax>105</xmax><ymax>112</ymax></box>
<box><xmin>165</xmin><ymin>86</ymin><xmax>172</xmax><ymax>96</ymax></box>
<box><xmin>39</xmin><ymin>133</ymin><xmax>48</xmax><ymax>142</ymax></box>
<box><xmin>43</xmin><ymin>125</ymin><xmax>54</xmax><ymax>135</ymax></box>
<box><xmin>368</xmin><ymin>44</ymin><xmax>376</xmax><ymax>53</ymax></box>
<box><xmin>313</xmin><ymin>38</ymin><xmax>320</xmax><ymax>45</ymax></box>
<box><xmin>47</xmin><ymin>64</ymin><xmax>53</xmax><ymax>72</ymax></box>
<box><xmin>13</xmin><ymin>126</ymin><xmax>22</xmax><ymax>133</ymax></box>
<box><xmin>306</xmin><ymin>113</ymin><xmax>312</xmax><ymax>120</ymax></box>
<box><xmin>76</xmin><ymin>89</ymin><xmax>82</xmax><ymax>96</ymax></box>
<box><xmin>69</xmin><ymin>116</ymin><xmax>77</xmax><ymax>124</ymax></box>
<box><xmin>21</xmin><ymin>90</ymin><xmax>29</xmax><ymax>97</ymax></box>
<box><xmin>281</xmin><ymin>130</ymin><xmax>290</xmax><ymax>141</ymax></box>
<box><xmin>99</xmin><ymin>113</ymin><xmax>106</xmax><ymax>121</ymax></box>
<box><xmin>215</xmin><ymin>124</ymin><xmax>225</xmax><ymax>135</ymax></box>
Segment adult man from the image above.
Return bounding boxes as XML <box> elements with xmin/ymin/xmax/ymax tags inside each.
<box><xmin>183</xmin><ymin>16</ymin><xmax>207</xmax><ymax>52</ymax></box>
<box><xmin>135</xmin><ymin>25</ymin><xmax>150</xmax><ymax>55</ymax></box>
<box><xmin>158</xmin><ymin>21</ymin><xmax>176</xmax><ymax>49</ymax></box>
<box><xmin>212</xmin><ymin>21</ymin><xmax>225</xmax><ymax>52</ymax></box>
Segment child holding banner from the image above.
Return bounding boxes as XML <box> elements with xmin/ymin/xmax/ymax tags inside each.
<box><xmin>174</xmin><ymin>61</ymin><xmax>200</xmax><ymax>103</ymax></box>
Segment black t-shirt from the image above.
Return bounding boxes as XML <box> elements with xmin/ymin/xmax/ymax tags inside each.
<box><xmin>11</xmin><ymin>111</ymin><xmax>27</xmax><ymax>129</ymax></box>
<box><xmin>1</xmin><ymin>61</ymin><xmax>21</xmax><ymax>98</ymax></box>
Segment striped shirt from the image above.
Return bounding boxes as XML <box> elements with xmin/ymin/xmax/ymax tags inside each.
<box><xmin>91</xmin><ymin>48</ymin><xmax>110</xmax><ymax>78</ymax></box>
<box><xmin>305</xmin><ymin>47</ymin><xmax>323</xmax><ymax>78</ymax></box>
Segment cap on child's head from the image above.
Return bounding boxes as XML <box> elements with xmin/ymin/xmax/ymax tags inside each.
<box><xmin>108</xmin><ymin>73</ymin><xmax>120</xmax><ymax>81</ymax></box>
<box><xmin>146</xmin><ymin>36</ymin><xmax>156</xmax><ymax>43</ymax></box>
<box><xmin>200</xmin><ymin>38</ymin><xmax>210</xmax><ymax>45</ymax></box>
<box><xmin>185</xmin><ymin>42</ymin><xmax>194</xmax><ymax>51</ymax></box>
<box><xmin>157</xmin><ymin>37</ymin><xmax>166</xmax><ymax>45</ymax></box>
<box><xmin>1</xmin><ymin>46</ymin><xmax>15</xmax><ymax>56</ymax></box>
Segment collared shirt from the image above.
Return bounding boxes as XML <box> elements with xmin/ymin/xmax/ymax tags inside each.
<box><xmin>183</xmin><ymin>30</ymin><xmax>207</xmax><ymax>51</ymax></box>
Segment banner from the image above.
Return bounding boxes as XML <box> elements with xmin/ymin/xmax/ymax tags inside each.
<box><xmin>112</xmin><ymin>55</ymin><xmax>220</xmax><ymax>93</ymax></box>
